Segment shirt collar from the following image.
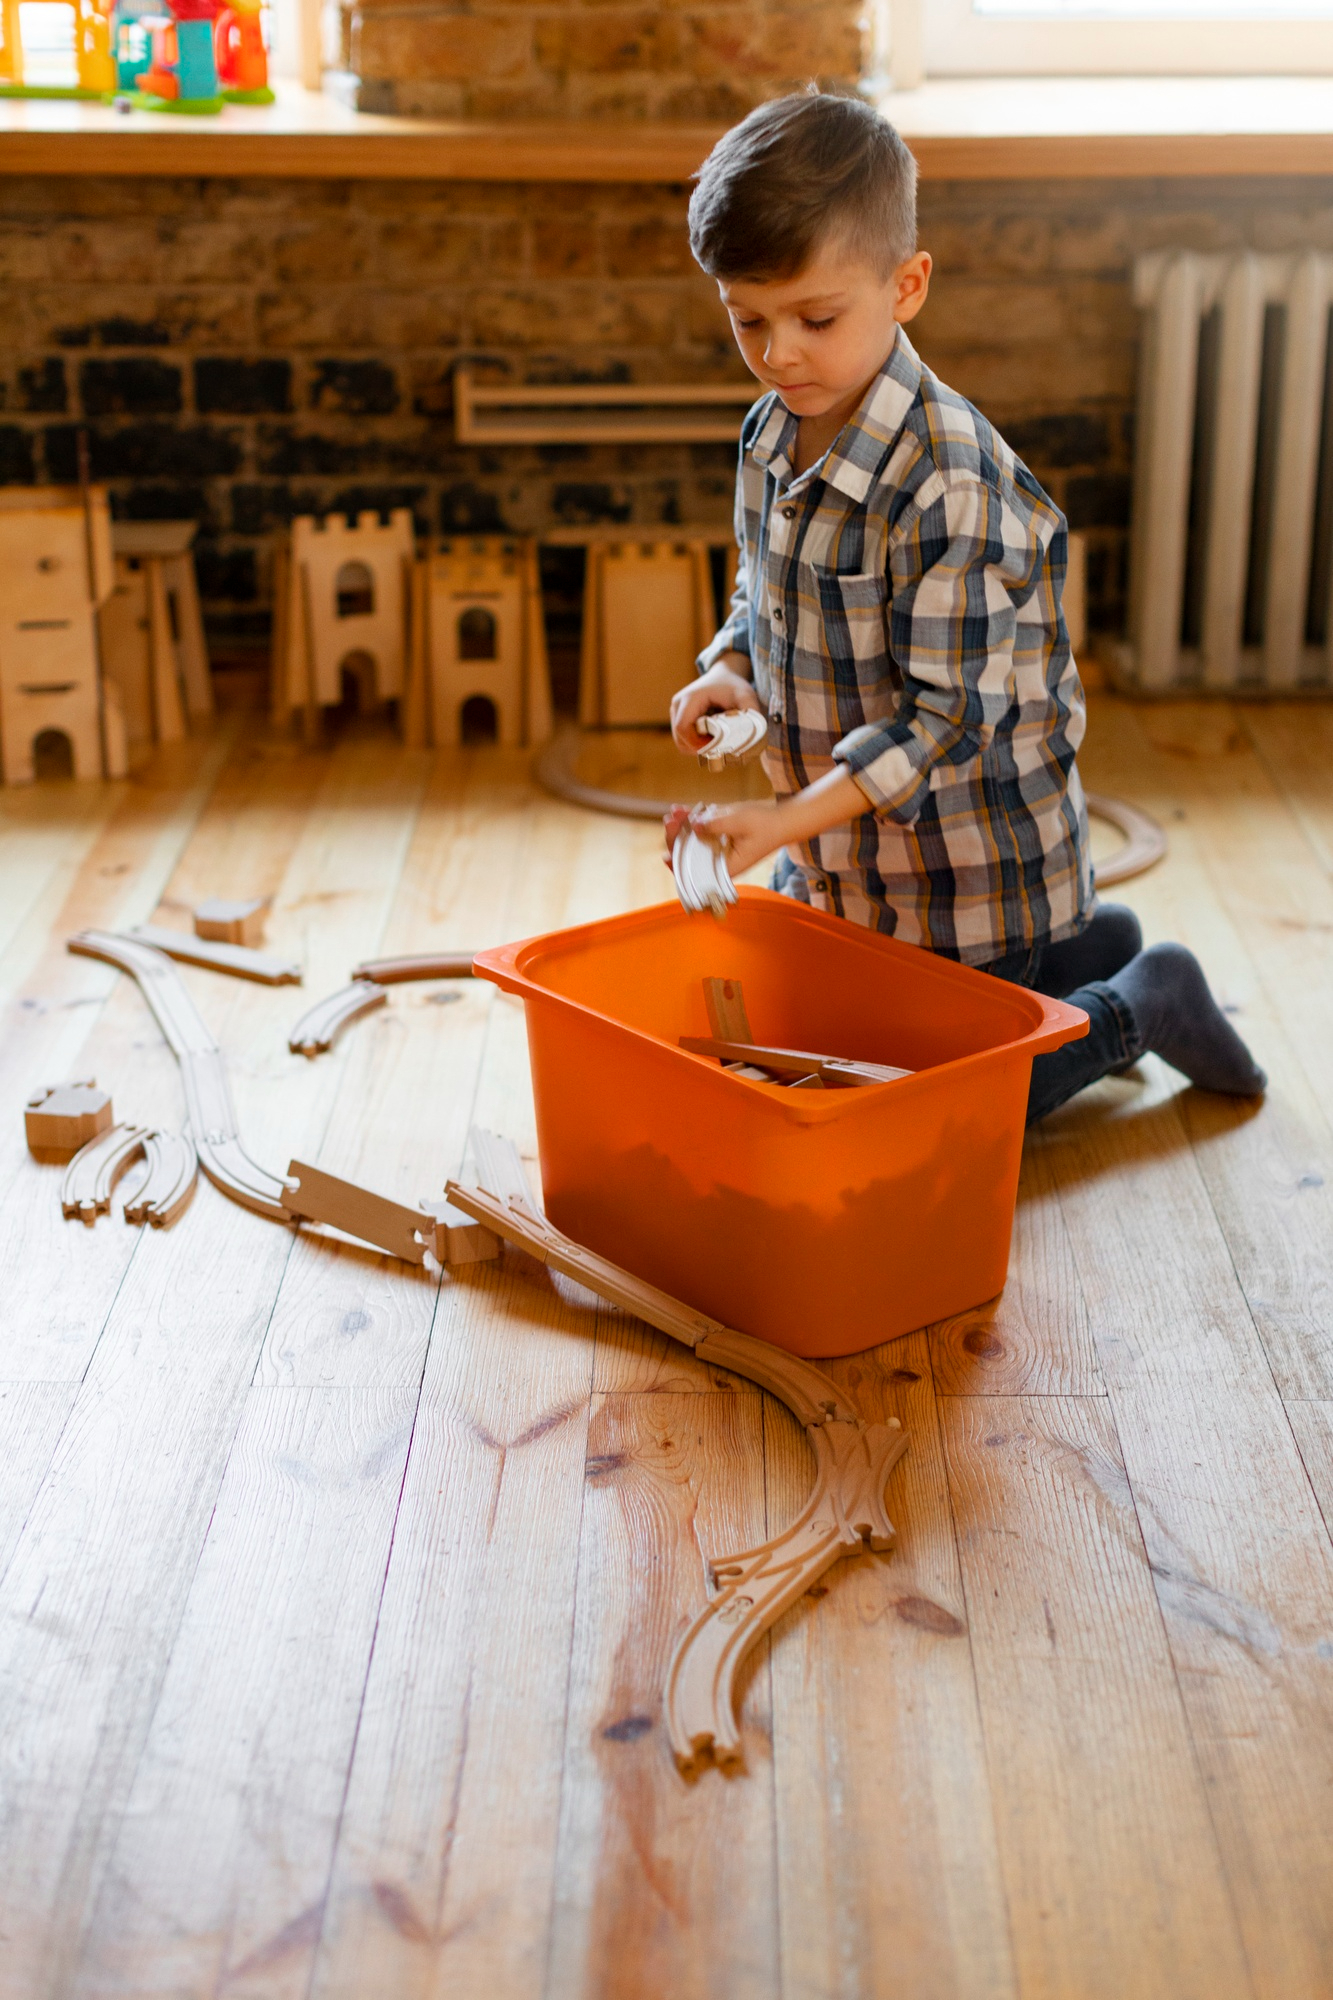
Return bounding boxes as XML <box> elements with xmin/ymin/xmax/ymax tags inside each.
<box><xmin>749</xmin><ymin>326</ymin><xmax>924</xmax><ymax>501</ymax></box>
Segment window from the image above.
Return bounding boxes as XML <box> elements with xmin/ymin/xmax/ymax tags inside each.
<box><xmin>905</xmin><ymin>0</ymin><xmax>1333</xmax><ymax>74</ymax></box>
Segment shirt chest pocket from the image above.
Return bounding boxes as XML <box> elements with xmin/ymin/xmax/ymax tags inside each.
<box><xmin>811</xmin><ymin>567</ymin><xmax>897</xmax><ymax>709</ymax></box>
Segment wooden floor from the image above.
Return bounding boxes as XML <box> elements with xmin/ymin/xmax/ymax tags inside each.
<box><xmin>2</xmin><ymin>694</ymin><xmax>1332</xmax><ymax>2000</ymax></box>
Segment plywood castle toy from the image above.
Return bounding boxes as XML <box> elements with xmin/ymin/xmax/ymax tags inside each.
<box><xmin>578</xmin><ymin>534</ymin><xmax>718</xmax><ymax>728</ymax></box>
<box><xmin>414</xmin><ymin>536</ymin><xmax>552</xmax><ymax>749</ymax></box>
<box><xmin>97</xmin><ymin>519</ymin><xmax>211</xmax><ymax>754</ymax></box>
<box><xmin>272</xmin><ymin>511</ymin><xmax>416</xmax><ymax>739</ymax></box>
<box><xmin>0</xmin><ymin>486</ymin><xmax>119</xmax><ymax>784</ymax></box>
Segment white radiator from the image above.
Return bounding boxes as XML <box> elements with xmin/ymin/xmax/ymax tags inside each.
<box><xmin>1126</xmin><ymin>250</ymin><xmax>1333</xmax><ymax>693</ymax></box>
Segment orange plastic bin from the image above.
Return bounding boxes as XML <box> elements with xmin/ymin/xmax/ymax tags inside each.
<box><xmin>474</xmin><ymin>888</ymin><xmax>1087</xmax><ymax>1358</ymax></box>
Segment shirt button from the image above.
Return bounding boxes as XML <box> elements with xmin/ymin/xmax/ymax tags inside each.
<box><xmin>772</xmin><ymin>606</ymin><xmax>784</xmax><ymax>623</ymax></box>
<box><xmin>781</xmin><ymin>504</ymin><xmax>797</xmax><ymax>519</ymax></box>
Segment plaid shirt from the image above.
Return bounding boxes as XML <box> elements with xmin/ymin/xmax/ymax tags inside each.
<box><xmin>699</xmin><ymin>327</ymin><xmax>1092</xmax><ymax>966</ymax></box>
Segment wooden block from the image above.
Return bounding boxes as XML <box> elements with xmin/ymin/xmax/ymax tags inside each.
<box><xmin>129</xmin><ymin>924</ymin><xmax>301</xmax><ymax>986</ymax></box>
<box><xmin>192</xmin><ymin>896</ymin><xmax>269</xmax><ymax>947</ymax></box>
<box><xmin>281</xmin><ymin>1159</ymin><xmax>432</xmax><ymax>1264</ymax></box>
<box><xmin>25</xmin><ymin>1080</ymin><xmax>113</xmax><ymax>1161</ymax></box>
<box><xmin>680</xmin><ymin>1035</ymin><xmax>912</xmax><ymax>1086</ymax></box>
<box><xmin>418</xmin><ymin>1197</ymin><xmax>501</xmax><ymax>1267</ymax></box>
<box><xmin>702</xmin><ymin>975</ymin><xmax>752</xmax><ymax>1043</ymax></box>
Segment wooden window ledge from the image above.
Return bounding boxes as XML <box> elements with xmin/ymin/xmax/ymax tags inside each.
<box><xmin>1</xmin><ymin>74</ymin><xmax>1331</xmax><ymax>180</ymax></box>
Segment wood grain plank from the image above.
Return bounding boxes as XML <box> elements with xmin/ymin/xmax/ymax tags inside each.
<box><xmin>770</xmin><ymin>1334</ymin><xmax>1017</xmax><ymax>2000</ymax></box>
<box><xmin>1285</xmin><ymin>1401</ymin><xmax>1333</xmax><ymax>1546</ymax></box>
<box><xmin>1243</xmin><ymin>704</ymin><xmax>1333</xmax><ymax>879</ymax></box>
<box><xmin>1042</xmin><ymin>1062</ymin><xmax>1333</xmax><ymax>1999</ymax></box>
<box><xmin>307</xmin><ymin>1258</ymin><xmax>595</xmax><ymax>2000</ymax></box>
<box><xmin>0</xmin><ymin>732</ymin><xmax>236</xmax><ymax>1383</ymax></box>
<box><xmin>546</xmin><ymin>1390</ymin><xmax>779</xmax><ymax>2000</ymax></box>
<box><xmin>941</xmin><ymin>1394</ymin><xmax>1250</xmax><ymax>2000</ymax></box>
<box><xmin>76</xmin><ymin>1386</ymin><xmax>417</xmax><ymax>1999</ymax></box>
<box><xmin>0</xmin><ymin>732</ymin><xmax>429</xmax><ymax>1996</ymax></box>
<box><xmin>1079</xmin><ymin>696</ymin><xmax>1333</xmax><ymax>1397</ymax></box>
<box><xmin>929</xmin><ymin>1137</ymin><xmax>1101</xmax><ymax>1397</ymax></box>
<box><xmin>0</xmin><ymin>780</ymin><xmax>111</xmax><ymax>972</ymax></box>
<box><xmin>0</xmin><ymin>1381</ymin><xmax>78</xmax><ymax>1573</ymax></box>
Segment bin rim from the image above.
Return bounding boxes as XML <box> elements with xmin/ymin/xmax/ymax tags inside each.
<box><xmin>473</xmin><ymin>887</ymin><xmax>1088</xmax><ymax>1117</ymax></box>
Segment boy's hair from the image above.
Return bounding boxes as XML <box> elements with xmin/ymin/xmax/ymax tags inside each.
<box><xmin>688</xmin><ymin>90</ymin><xmax>917</xmax><ymax>283</ymax></box>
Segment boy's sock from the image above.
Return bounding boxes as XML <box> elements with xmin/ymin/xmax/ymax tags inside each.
<box><xmin>1107</xmin><ymin>944</ymin><xmax>1266</xmax><ymax>1097</ymax></box>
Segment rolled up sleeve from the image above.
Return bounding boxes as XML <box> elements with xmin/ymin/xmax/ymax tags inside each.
<box><xmin>833</xmin><ymin>471</ymin><xmax>1048</xmax><ymax>824</ymax></box>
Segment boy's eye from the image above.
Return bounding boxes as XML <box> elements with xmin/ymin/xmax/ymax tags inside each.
<box><xmin>802</xmin><ymin>316</ymin><xmax>836</xmax><ymax>331</ymax></box>
<box><xmin>733</xmin><ymin>316</ymin><xmax>764</xmax><ymax>331</ymax></box>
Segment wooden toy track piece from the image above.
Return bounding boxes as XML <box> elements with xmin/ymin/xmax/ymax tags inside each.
<box><xmin>61</xmin><ymin>1123</ymin><xmax>153</xmax><ymax>1225</ymax></box>
<box><xmin>194</xmin><ymin>896</ymin><xmax>271</xmax><ymax>947</ymax></box>
<box><xmin>287</xmin><ymin>980</ymin><xmax>388</xmax><ymax>1058</ymax></box>
<box><xmin>445</xmin><ymin>1130</ymin><xmax>908</xmax><ymax>1774</ymax></box>
<box><xmin>1085</xmin><ymin>791</ymin><xmax>1168</xmax><ymax>887</ymax></box>
<box><xmin>25</xmin><ymin>1079</ymin><xmax>114</xmax><ymax>1160</ymax></box>
<box><xmin>698</xmin><ymin>709</ymin><xmax>767</xmax><ymax>769</ymax></box>
<box><xmin>129</xmin><ymin>924</ymin><xmax>302</xmax><ymax>987</ymax></box>
<box><xmin>124</xmin><ymin>1129</ymin><xmax>199</xmax><ymax>1228</ymax></box>
<box><xmin>703</xmin><ymin>976</ymin><xmax>753</xmax><ymax>1044</ymax></box>
<box><xmin>672</xmin><ymin>824</ymin><xmax>737</xmax><ymax>919</ymax></box>
<box><xmin>680</xmin><ymin>1036</ymin><xmax>913</xmax><ymax>1088</ymax></box>
<box><xmin>351</xmin><ymin>951</ymin><xmax>476</xmax><ymax>985</ymax></box>
<box><xmin>67</xmin><ymin>932</ymin><xmax>290</xmax><ymax>1220</ymax></box>
<box><xmin>281</xmin><ymin>1159</ymin><xmax>434</xmax><ymax>1264</ymax></box>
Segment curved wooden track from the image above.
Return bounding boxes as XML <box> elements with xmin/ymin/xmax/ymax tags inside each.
<box><xmin>1086</xmin><ymin>790</ymin><xmax>1168</xmax><ymax>887</ymax></box>
<box><xmin>68</xmin><ymin>932</ymin><xmax>290</xmax><ymax>1219</ymax></box>
<box><xmin>446</xmin><ymin>1129</ymin><xmax>909</xmax><ymax>1775</ymax></box>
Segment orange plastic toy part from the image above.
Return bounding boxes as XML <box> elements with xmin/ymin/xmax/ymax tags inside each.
<box><xmin>473</xmin><ymin>888</ymin><xmax>1088</xmax><ymax>1359</ymax></box>
<box><xmin>214</xmin><ymin>3</ymin><xmax>266</xmax><ymax>89</ymax></box>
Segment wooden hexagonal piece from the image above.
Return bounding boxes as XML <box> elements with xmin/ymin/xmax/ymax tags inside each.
<box><xmin>25</xmin><ymin>1080</ymin><xmax>114</xmax><ymax>1161</ymax></box>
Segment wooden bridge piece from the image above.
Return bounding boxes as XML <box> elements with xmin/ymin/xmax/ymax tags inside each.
<box><xmin>67</xmin><ymin>932</ymin><xmax>290</xmax><ymax>1220</ymax></box>
<box><xmin>281</xmin><ymin>1159</ymin><xmax>432</xmax><ymax>1265</ymax></box>
<box><xmin>445</xmin><ymin>1128</ymin><xmax>909</xmax><ymax>1775</ymax></box>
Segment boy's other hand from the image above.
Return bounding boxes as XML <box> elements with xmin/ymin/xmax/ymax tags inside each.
<box><xmin>663</xmin><ymin>800</ymin><xmax>787</xmax><ymax>881</ymax></box>
<box><xmin>669</xmin><ymin>657</ymin><xmax>762</xmax><ymax>755</ymax></box>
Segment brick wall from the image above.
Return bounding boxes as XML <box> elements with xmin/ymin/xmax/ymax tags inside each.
<box><xmin>2</xmin><ymin>171</ymin><xmax>1329</xmax><ymax>659</ymax></box>
<box><xmin>348</xmin><ymin>1</ymin><xmax>864</xmax><ymax>122</ymax></box>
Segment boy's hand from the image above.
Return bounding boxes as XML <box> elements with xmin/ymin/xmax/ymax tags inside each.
<box><xmin>669</xmin><ymin>657</ymin><xmax>763</xmax><ymax>755</ymax></box>
<box><xmin>663</xmin><ymin>800</ymin><xmax>788</xmax><ymax>881</ymax></box>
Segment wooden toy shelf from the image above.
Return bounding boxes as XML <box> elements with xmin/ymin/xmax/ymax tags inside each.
<box><xmin>3</xmin><ymin>77</ymin><xmax>1333</xmax><ymax>181</ymax></box>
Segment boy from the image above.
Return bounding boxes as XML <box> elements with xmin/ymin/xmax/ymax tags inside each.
<box><xmin>668</xmin><ymin>89</ymin><xmax>1264</xmax><ymax>1123</ymax></box>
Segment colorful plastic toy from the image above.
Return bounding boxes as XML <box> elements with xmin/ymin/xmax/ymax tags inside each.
<box><xmin>130</xmin><ymin>0</ymin><xmax>222</xmax><ymax>110</ymax></box>
<box><xmin>0</xmin><ymin>0</ymin><xmax>117</xmax><ymax>96</ymax></box>
<box><xmin>213</xmin><ymin>0</ymin><xmax>271</xmax><ymax>101</ymax></box>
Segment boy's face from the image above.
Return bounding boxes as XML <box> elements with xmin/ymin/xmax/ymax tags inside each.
<box><xmin>718</xmin><ymin>240</ymin><xmax>931</xmax><ymax>427</ymax></box>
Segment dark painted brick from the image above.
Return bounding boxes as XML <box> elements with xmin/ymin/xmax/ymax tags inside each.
<box><xmin>1005</xmin><ymin>412</ymin><xmax>1109</xmax><ymax>470</ymax></box>
<box><xmin>332</xmin><ymin>484</ymin><xmax>429</xmax><ymax>529</ymax></box>
<box><xmin>42</xmin><ymin>424</ymin><xmax>79</xmax><ymax>481</ymax></box>
<box><xmin>196</xmin><ymin>358</ymin><xmax>292</xmax><ymax>415</ymax></box>
<box><xmin>80</xmin><ymin>358</ymin><xmax>182</xmax><ymax>417</ymax></box>
<box><xmin>87</xmin><ymin>423</ymin><xmax>242</xmax><ymax>479</ymax></box>
<box><xmin>439</xmin><ymin>482</ymin><xmax>507</xmax><ymax>533</ymax></box>
<box><xmin>18</xmin><ymin>359</ymin><xmax>67</xmax><ymax>414</ymax></box>
<box><xmin>553</xmin><ymin>482</ymin><xmax>631</xmax><ymax>525</ymax></box>
<box><xmin>193</xmin><ymin>541</ymin><xmax>258</xmax><ymax>603</ymax></box>
<box><xmin>94</xmin><ymin>317</ymin><xmax>173</xmax><ymax>348</ymax></box>
<box><xmin>230</xmin><ymin>482</ymin><xmax>322</xmax><ymax>534</ymax></box>
<box><xmin>310</xmin><ymin>359</ymin><xmax>399</xmax><ymax>416</ymax></box>
<box><xmin>120</xmin><ymin>484</ymin><xmax>213</xmax><ymax>526</ymax></box>
<box><xmin>1065</xmin><ymin>472</ymin><xmax>1132</xmax><ymax>531</ymax></box>
<box><xmin>0</xmin><ymin>427</ymin><xmax>36</xmax><ymax>482</ymax></box>
<box><xmin>257</xmin><ymin>428</ymin><xmax>378</xmax><ymax>477</ymax></box>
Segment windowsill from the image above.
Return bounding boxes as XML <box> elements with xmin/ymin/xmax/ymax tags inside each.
<box><xmin>1</xmin><ymin>72</ymin><xmax>1331</xmax><ymax>180</ymax></box>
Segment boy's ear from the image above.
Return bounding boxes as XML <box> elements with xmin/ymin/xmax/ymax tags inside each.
<box><xmin>892</xmin><ymin>251</ymin><xmax>932</xmax><ymax>325</ymax></box>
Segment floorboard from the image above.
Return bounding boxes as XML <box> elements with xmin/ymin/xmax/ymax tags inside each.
<box><xmin>0</xmin><ymin>694</ymin><xmax>1329</xmax><ymax>2000</ymax></box>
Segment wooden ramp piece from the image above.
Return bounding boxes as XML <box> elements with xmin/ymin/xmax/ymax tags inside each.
<box><xmin>445</xmin><ymin>1127</ymin><xmax>909</xmax><ymax>1774</ymax></box>
<box><xmin>282</xmin><ymin>1160</ymin><xmax>432</xmax><ymax>1264</ymax></box>
<box><xmin>129</xmin><ymin>924</ymin><xmax>302</xmax><ymax>987</ymax></box>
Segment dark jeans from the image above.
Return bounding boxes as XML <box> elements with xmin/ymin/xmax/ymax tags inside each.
<box><xmin>980</xmin><ymin>905</ymin><xmax>1144</xmax><ymax>1125</ymax></box>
